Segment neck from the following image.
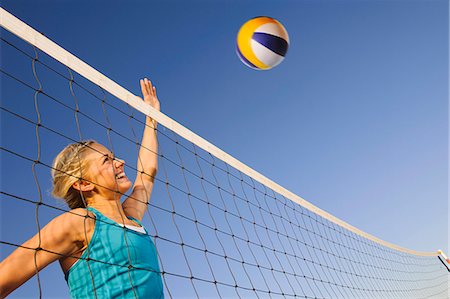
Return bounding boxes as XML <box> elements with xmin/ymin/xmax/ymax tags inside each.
<box><xmin>87</xmin><ymin>194</ymin><xmax>128</xmax><ymax>223</ymax></box>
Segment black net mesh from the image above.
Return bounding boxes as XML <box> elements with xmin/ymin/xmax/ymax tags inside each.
<box><xmin>0</xmin><ymin>27</ymin><xmax>449</xmax><ymax>299</ymax></box>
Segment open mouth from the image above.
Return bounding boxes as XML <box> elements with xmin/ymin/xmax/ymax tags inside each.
<box><xmin>115</xmin><ymin>172</ymin><xmax>127</xmax><ymax>180</ymax></box>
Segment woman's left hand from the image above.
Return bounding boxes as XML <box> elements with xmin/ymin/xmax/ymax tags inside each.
<box><xmin>140</xmin><ymin>78</ymin><xmax>160</xmax><ymax>112</ymax></box>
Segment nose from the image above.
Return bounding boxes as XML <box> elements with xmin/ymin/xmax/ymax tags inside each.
<box><xmin>114</xmin><ymin>158</ymin><xmax>125</xmax><ymax>167</ymax></box>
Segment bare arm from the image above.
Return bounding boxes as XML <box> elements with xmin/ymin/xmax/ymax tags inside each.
<box><xmin>123</xmin><ymin>78</ymin><xmax>160</xmax><ymax>221</ymax></box>
<box><xmin>0</xmin><ymin>209</ymin><xmax>89</xmax><ymax>298</ymax></box>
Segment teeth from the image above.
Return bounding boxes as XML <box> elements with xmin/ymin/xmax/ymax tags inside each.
<box><xmin>116</xmin><ymin>172</ymin><xmax>126</xmax><ymax>179</ymax></box>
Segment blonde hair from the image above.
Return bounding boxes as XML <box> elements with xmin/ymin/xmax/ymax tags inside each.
<box><xmin>51</xmin><ymin>140</ymin><xmax>96</xmax><ymax>209</ymax></box>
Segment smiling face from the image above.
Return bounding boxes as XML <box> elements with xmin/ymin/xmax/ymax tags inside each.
<box><xmin>84</xmin><ymin>143</ymin><xmax>132</xmax><ymax>196</ymax></box>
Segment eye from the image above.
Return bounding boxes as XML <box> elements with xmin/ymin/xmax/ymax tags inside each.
<box><xmin>102</xmin><ymin>155</ymin><xmax>113</xmax><ymax>164</ymax></box>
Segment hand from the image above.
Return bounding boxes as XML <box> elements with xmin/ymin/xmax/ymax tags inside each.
<box><xmin>140</xmin><ymin>78</ymin><xmax>160</xmax><ymax>112</ymax></box>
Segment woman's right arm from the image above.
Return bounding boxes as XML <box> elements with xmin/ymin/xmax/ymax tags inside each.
<box><xmin>0</xmin><ymin>209</ymin><xmax>90</xmax><ymax>298</ymax></box>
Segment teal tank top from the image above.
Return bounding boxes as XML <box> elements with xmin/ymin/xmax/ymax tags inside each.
<box><xmin>65</xmin><ymin>207</ymin><xmax>164</xmax><ymax>298</ymax></box>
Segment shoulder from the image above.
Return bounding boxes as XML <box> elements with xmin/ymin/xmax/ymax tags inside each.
<box><xmin>47</xmin><ymin>208</ymin><xmax>96</xmax><ymax>242</ymax></box>
<box><xmin>58</xmin><ymin>208</ymin><xmax>95</xmax><ymax>225</ymax></box>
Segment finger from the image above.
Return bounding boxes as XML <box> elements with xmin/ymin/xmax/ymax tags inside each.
<box><xmin>147</xmin><ymin>78</ymin><xmax>154</xmax><ymax>95</ymax></box>
<box><xmin>144</xmin><ymin>78</ymin><xmax>151</xmax><ymax>95</ymax></box>
<box><xmin>140</xmin><ymin>79</ymin><xmax>148</xmax><ymax>97</ymax></box>
<box><xmin>144</xmin><ymin>78</ymin><xmax>149</xmax><ymax>95</ymax></box>
<box><xmin>143</xmin><ymin>78</ymin><xmax>150</xmax><ymax>96</ymax></box>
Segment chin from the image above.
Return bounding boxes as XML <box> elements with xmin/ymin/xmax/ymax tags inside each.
<box><xmin>119</xmin><ymin>181</ymin><xmax>132</xmax><ymax>193</ymax></box>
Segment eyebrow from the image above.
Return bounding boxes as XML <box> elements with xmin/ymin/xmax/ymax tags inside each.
<box><xmin>101</xmin><ymin>153</ymin><xmax>114</xmax><ymax>164</ymax></box>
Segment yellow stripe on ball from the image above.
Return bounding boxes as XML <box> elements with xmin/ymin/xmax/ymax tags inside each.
<box><xmin>237</xmin><ymin>17</ymin><xmax>279</xmax><ymax>70</ymax></box>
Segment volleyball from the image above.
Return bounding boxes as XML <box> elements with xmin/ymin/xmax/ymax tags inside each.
<box><xmin>236</xmin><ymin>16</ymin><xmax>289</xmax><ymax>70</ymax></box>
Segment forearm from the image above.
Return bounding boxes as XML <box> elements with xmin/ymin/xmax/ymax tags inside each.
<box><xmin>137</xmin><ymin>116</ymin><xmax>158</xmax><ymax>180</ymax></box>
<box><xmin>0</xmin><ymin>241</ymin><xmax>60</xmax><ymax>298</ymax></box>
<box><xmin>0</xmin><ymin>213</ymin><xmax>86</xmax><ymax>298</ymax></box>
<box><xmin>0</xmin><ymin>247</ymin><xmax>39</xmax><ymax>298</ymax></box>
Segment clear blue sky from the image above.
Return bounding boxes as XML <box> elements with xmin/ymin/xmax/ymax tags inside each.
<box><xmin>1</xmin><ymin>0</ymin><xmax>448</xmax><ymax>298</ymax></box>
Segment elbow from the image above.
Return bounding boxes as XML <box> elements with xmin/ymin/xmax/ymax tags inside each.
<box><xmin>141</xmin><ymin>167</ymin><xmax>157</xmax><ymax>181</ymax></box>
<box><xmin>149</xmin><ymin>167</ymin><xmax>157</xmax><ymax>179</ymax></box>
<box><xmin>0</xmin><ymin>277</ymin><xmax>17</xmax><ymax>299</ymax></box>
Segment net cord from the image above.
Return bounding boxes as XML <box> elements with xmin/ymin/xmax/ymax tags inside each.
<box><xmin>0</xmin><ymin>7</ymin><xmax>440</xmax><ymax>257</ymax></box>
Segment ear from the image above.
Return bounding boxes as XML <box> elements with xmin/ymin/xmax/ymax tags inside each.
<box><xmin>72</xmin><ymin>180</ymin><xmax>95</xmax><ymax>192</ymax></box>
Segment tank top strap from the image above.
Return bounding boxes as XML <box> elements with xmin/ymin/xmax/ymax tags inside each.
<box><xmin>127</xmin><ymin>216</ymin><xmax>143</xmax><ymax>227</ymax></box>
<box><xmin>86</xmin><ymin>206</ymin><xmax>112</xmax><ymax>224</ymax></box>
<box><xmin>86</xmin><ymin>206</ymin><xmax>100</xmax><ymax>217</ymax></box>
<box><xmin>87</xmin><ymin>207</ymin><xmax>144</xmax><ymax>230</ymax></box>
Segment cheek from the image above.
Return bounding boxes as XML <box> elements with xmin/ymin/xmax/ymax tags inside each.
<box><xmin>82</xmin><ymin>166</ymin><xmax>95</xmax><ymax>181</ymax></box>
<box><xmin>100</xmin><ymin>164</ymin><xmax>114</xmax><ymax>175</ymax></box>
<box><xmin>86</xmin><ymin>165</ymin><xmax>108</xmax><ymax>182</ymax></box>
<box><xmin>119</xmin><ymin>180</ymin><xmax>132</xmax><ymax>193</ymax></box>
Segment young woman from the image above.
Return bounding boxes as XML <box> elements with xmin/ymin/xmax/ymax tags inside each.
<box><xmin>0</xmin><ymin>78</ymin><xmax>164</xmax><ymax>298</ymax></box>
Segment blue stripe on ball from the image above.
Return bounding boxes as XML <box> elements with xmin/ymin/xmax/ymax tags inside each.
<box><xmin>236</xmin><ymin>46</ymin><xmax>259</xmax><ymax>69</ymax></box>
<box><xmin>252</xmin><ymin>32</ymin><xmax>288</xmax><ymax>57</ymax></box>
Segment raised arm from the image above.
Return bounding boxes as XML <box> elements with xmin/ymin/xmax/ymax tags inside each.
<box><xmin>123</xmin><ymin>78</ymin><xmax>160</xmax><ymax>221</ymax></box>
<box><xmin>0</xmin><ymin>209</ymin><xmax>89</xmax><ymax>298</ymax></box>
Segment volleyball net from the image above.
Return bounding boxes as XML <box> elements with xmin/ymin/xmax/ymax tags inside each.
<box><xmin>1</xmin><ymin>8</ymin><xmax>449</xmax><ymax>299</ymax></box>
